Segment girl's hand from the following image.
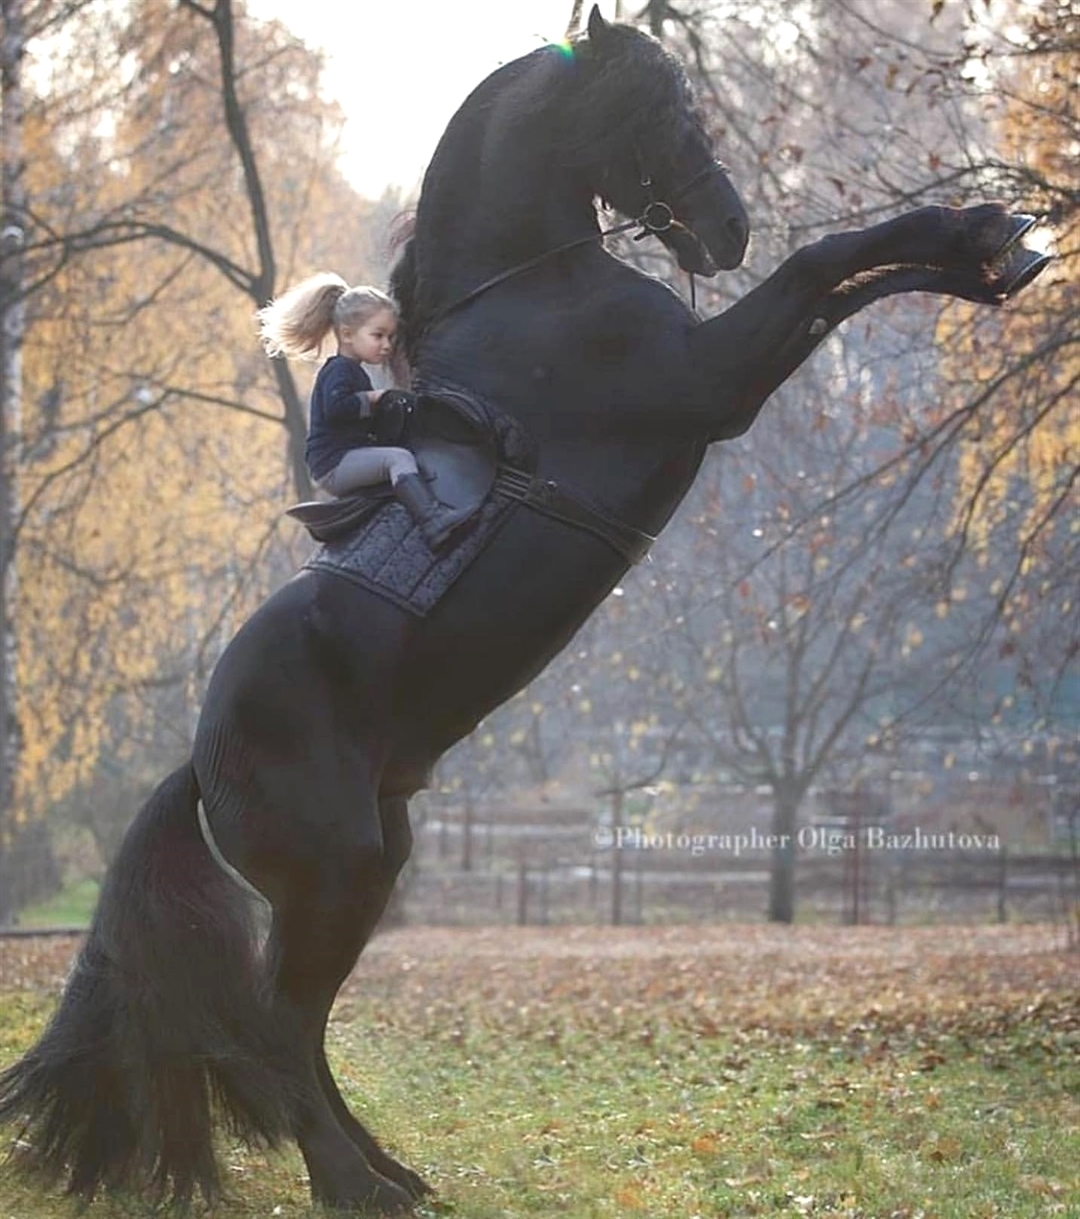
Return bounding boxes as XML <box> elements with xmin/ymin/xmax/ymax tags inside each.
<box><xmin>367</xmin><ymin>389</ymin><xmax>386</xmax><ymax>407</ymax></box>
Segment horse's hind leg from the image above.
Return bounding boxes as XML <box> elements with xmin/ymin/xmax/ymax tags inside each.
<box><xmin>314</xmin><ymin>1051</ymin><xmax>430</xmax><ymax>1200</ymax></box>
<box><xmin>265</xmin><ymin>891</ymin><xmax>412</xmax><ymax>1213</ymax></box>
<box><xmin>257</xmin><ymin>795</ymin><xmax>424</xmax><ymax>1214</ymax></box>
<box><xmin>310</xmin><ymin>796</ymin><xmax>431</xmax><ymax>1200</ymax></box>
<box><xmin>206</xmin><ymin>771</ymin><xmax>418</xmax><ymax>1214</ymax></box>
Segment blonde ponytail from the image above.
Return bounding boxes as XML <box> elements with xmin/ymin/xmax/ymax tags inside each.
<box><xmin>257</xmin><ymin>273</ymin><xmax>349</xmax><ymax>360</ymax></box>
<box><xmin>258</xmin><ymin>275</ymin><xmax>400</xmax><ymax>364</ymax></box>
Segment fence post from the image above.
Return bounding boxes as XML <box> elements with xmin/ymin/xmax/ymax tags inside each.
<box><xmin>517</xmin><ymin>857</ymin><xmax>528</xmax><ymax>926</ymax></box>
<box><xmin>884</xmin><ymin>852</ymin><xmax>897</xmax><ymax>926</ymax></box>
<box><xmin>611</xmin><ymin>790</ymin><xmax>624</xmax><ymax>926</ymax></box>
<box><xmin>634</xmin><ymin>850</ymin><xmax>644</xmax><ymax>924</ymax></box>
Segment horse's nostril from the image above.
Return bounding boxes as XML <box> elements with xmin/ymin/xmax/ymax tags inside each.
<box><xmin>727</xmin><ymin>216</ymin><xmax>748</xmax><ymax>249</ymax></box>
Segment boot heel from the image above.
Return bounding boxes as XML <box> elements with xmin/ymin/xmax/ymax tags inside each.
<box><xmin>394</xmin><ymin>473</ymin><xmax>476</xmax><ymax>552</ymax></box>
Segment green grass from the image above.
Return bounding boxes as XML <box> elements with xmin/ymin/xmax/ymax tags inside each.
<box><xmin>337</xmin><ymin>1009</ymin><xmax>1080</xmax><ymax>1218</ymax></box>
<box><xmin>0</xmin><ymin>986</ymin><xmax>1077</xmax><ymax>1218</ymax></box>
<box><xmin>16</xmin><ymin>879</ymin><xmax>99</xmax><ymax>930</ymax></box>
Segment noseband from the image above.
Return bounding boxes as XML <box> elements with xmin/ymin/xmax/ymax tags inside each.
<box><xmin>634</xmin><ymin>158</ymin><xmax>729</xmax><ymax>238</ymax></box>
<box><xmin>427</xmin><ymin>159</ymin><xmax>730</xmax><ymax>330</ymax></box>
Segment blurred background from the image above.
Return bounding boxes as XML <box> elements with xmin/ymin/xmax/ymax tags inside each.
<box><xmin>0</xmin><ymin>0</ymin><xmax>1075</xmax><ymax>934</ymax></box>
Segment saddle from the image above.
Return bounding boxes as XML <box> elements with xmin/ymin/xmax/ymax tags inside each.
<box><xmin>287</xmin><ymin>391</ymin><xmax>498</xmax><ymax>544</ymax></box>
<box><xmin>288</xmin><ymin>385</ymin><xmax>656</xmax><ymax>565</ymax></box>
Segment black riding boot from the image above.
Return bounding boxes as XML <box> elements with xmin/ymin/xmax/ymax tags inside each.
<box><xmin>393</xmin><ymin>473</ymin><xmax>476</xmax><ymax>551</ymax></box>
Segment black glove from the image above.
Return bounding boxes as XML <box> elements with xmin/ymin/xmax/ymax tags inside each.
<box><xmin>374</xmin><ymin>390</ymin><xmax>417</xmax><ymax>446</ymax></box>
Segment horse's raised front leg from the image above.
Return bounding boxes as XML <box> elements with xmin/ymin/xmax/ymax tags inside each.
<box><xmin>792</xmin><ymin>202</ymin><xmax>1036</xmax><ymax>289</ymax></box>
<box><xmin>739</xmin><ymin>258</ymin><xmax>1049</xmax><ymax>420</ymax></box>
<box><xmin>690</xmin><ymin>203</ymin><xmax>1048</xmax><ymax>439</ymax></box>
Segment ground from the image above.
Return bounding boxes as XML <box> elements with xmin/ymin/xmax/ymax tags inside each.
<box><xmin>0</xmin><ymin>925</ymin><xmax>1077</xmax><ymax>1217</ymax></box>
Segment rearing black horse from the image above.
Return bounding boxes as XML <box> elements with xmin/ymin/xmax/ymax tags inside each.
<box><xmin>0</xmin><ymin>9</ymin><xmax>1045</xmax><ymax>1215</ymax></box>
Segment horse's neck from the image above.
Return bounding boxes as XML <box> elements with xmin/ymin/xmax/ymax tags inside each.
<box><xmin>417</xmin><ymin>62</ymin><xmax>598</xmax><ymax>302</ymax></box>
<box><xmin>411</xmin><ymin>53</ymin><xmax>707</xmax><ymax>538</ymax></box>
<box><xmin>423</xmin><ymin>176</ymin><xmax>596</xmax><ymax>300</ymax></box>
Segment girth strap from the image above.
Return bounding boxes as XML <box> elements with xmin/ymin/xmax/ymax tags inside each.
<box><xmin>494</xmin><ymin>466</ymin><xmax>655</xmax><ymax>565</ymax></box>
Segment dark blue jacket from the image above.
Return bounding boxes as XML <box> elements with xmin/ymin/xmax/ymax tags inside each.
<box><xmin>305</xmin><ymin>355</ymin><xmax>378</xmax><ymax>480</ymax></box>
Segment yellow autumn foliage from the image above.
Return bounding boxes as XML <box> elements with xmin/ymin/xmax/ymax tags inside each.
<box><xmin>10</xmin><ymin>2</ymin><xmax>396</xmax><ymax>825</ymax></box>
<box><xmin>937</xmin><ymin>1</ymin><xmax>1079</xmax><ymax>561</ymax></box>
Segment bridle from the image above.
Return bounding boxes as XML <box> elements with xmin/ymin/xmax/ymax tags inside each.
<box><xmin>426</xmin><ymin>158</ymin><xmax>730</xmax><ymax>329</ymax></box>
<box><xmin>632</xmin><ymin>157</ymin><xmax>728</xmax><ymax>239</ymax></box>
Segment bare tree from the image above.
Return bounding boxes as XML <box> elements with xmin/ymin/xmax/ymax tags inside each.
<box><xmin>1</xmin><ymin>0</ymin><xmax>389</xmax><ymax>914</ymax></box>
<box><xmin>0</xmin><ymin>0</ymin><xmax>28</xmax><ymax>919</ymax></box>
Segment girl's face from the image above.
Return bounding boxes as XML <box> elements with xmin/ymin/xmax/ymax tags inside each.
<box><xmin>340</xmin><ymin>308</ymin><xmax>397</xmax><ymax>365</ymax></box>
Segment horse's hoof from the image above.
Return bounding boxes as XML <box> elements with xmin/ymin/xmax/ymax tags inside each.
<box><xmin>992</xmin><ymin>212</ymin><xmax>1038</xmax><ymax>263</ymax></box>
<box><xmin>312</xmin><ymin>1169</ymin><xmax>415</xmax><ymax>1215</ymax></box>
<box><xmin>406</xmin><ymin>1170</ymin><xmax>434</xmax><ymax>1199</ymax></box>
<box><xmin>994</xmin><ymin>247</ymin><xmax>1051</xmax><ymax>298</ymax></box>
<box><xmin>391</xmin><ymin>1163</ymin><xmax>433</xmax><ymax>1200</ymax></box>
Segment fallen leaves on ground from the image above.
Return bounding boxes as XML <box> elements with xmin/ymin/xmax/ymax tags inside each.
<box><xmin>339</xmin><ymin>924</ymin><xmax>1079</xmax><ymax>1048</ymax></box>
<box><xmin>0</xmin><ymin>936</ymin><xmax>81</xmax><ymax>992</ymax></box>
<box><xmin>2</xmin><ymin>925</ymin><xmax>1076</xmax><ymax>1050</ymax></box>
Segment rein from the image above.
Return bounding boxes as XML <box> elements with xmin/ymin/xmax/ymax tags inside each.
<box><xmin>410</xmin><ymin>160</ymin><xmax>730</xmax><ymax>564</ymax></box>
<box><xmin>426</xmin><ymin>160</ymin><xmax>728</xmax><ymax>329</ymax></box>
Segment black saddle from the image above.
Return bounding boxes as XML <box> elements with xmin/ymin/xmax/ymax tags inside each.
<box><xmin>288</xmin><ymin>392</ymin><xmax>498</xmax><ymax>543</ymax></box>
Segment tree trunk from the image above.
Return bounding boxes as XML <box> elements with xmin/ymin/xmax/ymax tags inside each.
<box><xmin>611</xmin><ymin>788</ymin><xmax>625</xmax><ymax>926</ymax></box>
<box><xmin>270</xmin><ymin>357</ymin><xmax>311</xmax><ymax>500</ymax></box>
<box><xmin>767</xmin><ymin>786</ymin><xmax>800</xmax><ymax>924</ymax></box>
<box><xmin>0</xmin><ymin>0</ymin><xmax>26</xmax><ymax>924</ymax></box>
<box><xmin>189</xmin><ymin>0</ymin><xmax>312</xmax><ymax>500</ymax></box>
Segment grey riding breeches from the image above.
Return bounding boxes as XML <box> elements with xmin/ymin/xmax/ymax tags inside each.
<box><xmin>317</xmin><ymin>446</ymin><xmax>418</xmax><ymax>496</ymax></box>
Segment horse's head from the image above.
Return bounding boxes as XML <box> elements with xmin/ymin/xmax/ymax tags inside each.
<box><xmin>395</xmin><ymin>7</ymin><xmax>751</xmax><ymax>352</ymax></box>
<box><xmin>568</xmin><ymin>7</ymin><xmax>749</xmax><ymax>274</ymax></box>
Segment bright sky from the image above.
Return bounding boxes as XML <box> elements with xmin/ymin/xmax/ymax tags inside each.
<box><xmin>247</xmin><ymin>0</ymin><xmax>606</xmax><ymax>200</ymax></box>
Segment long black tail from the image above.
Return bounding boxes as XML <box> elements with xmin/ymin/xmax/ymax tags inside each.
<box><xmin>0</xmin><ymin>762</ymin><xmax>294</xmax><ymax>1206</ymax></box>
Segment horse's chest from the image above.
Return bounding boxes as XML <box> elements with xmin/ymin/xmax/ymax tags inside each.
<box><xmin>518</xmin><ymin>303</ymin><xmax>687</xmax><ymax>396</ymax></box>
<box><xmin>430</xmin><ymin>276</ymin><xmax>694</xmax><ymax>412</ymax></box>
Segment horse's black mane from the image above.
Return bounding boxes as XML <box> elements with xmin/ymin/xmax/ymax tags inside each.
<box><xmin>390</xmin><ymin>22</ymin><xmax>704</xmax><ymax>358</ymax></box>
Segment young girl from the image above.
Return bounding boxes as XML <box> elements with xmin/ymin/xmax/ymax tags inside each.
<box><xmin>258</xmin><ymin>273</ymin><xmax>473</xmax><ymax>551</ymax></box>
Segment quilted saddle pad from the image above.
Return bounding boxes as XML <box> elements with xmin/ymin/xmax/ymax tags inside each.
<box><xmin>303</xmin><ymin>492</ymin><xmax>514</xmax><ymax>617</ymax></box>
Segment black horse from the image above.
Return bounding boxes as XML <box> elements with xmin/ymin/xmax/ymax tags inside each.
<box><xmin>0</xmin><ymin>8</ymin><xmax>1046</xmax><ymax>1215</ymax></box>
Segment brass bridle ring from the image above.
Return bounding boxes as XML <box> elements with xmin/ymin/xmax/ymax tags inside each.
<box><xmin>641</xmin><ymin>200</ymin><xmax>674</xmax><ymax>233</ymax></box>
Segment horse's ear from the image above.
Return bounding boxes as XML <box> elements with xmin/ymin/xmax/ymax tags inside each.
<box><xmin>586</xmin><ymin>4</ymin><xmax>612</xmax><ymax>48</ymax></box>
<box><xmin>563</xmin><ymin>0</ymin><xmax>585</xmax><ymax>39</ymax></box>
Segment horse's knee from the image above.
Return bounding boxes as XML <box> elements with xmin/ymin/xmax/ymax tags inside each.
<box><xmin>787</xmin><ymin>242</ymin><xmax>824</xmax><ymax>282</ymax></box>
<box><xmin>788</xmin><ymin>237</ymin><xmax>850</xmax><ymax>291</ymax></box>
<box><xmin>311</xmin><ymin>839</ymin><xmax>398</xmax><ymax>906</ymax></box>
